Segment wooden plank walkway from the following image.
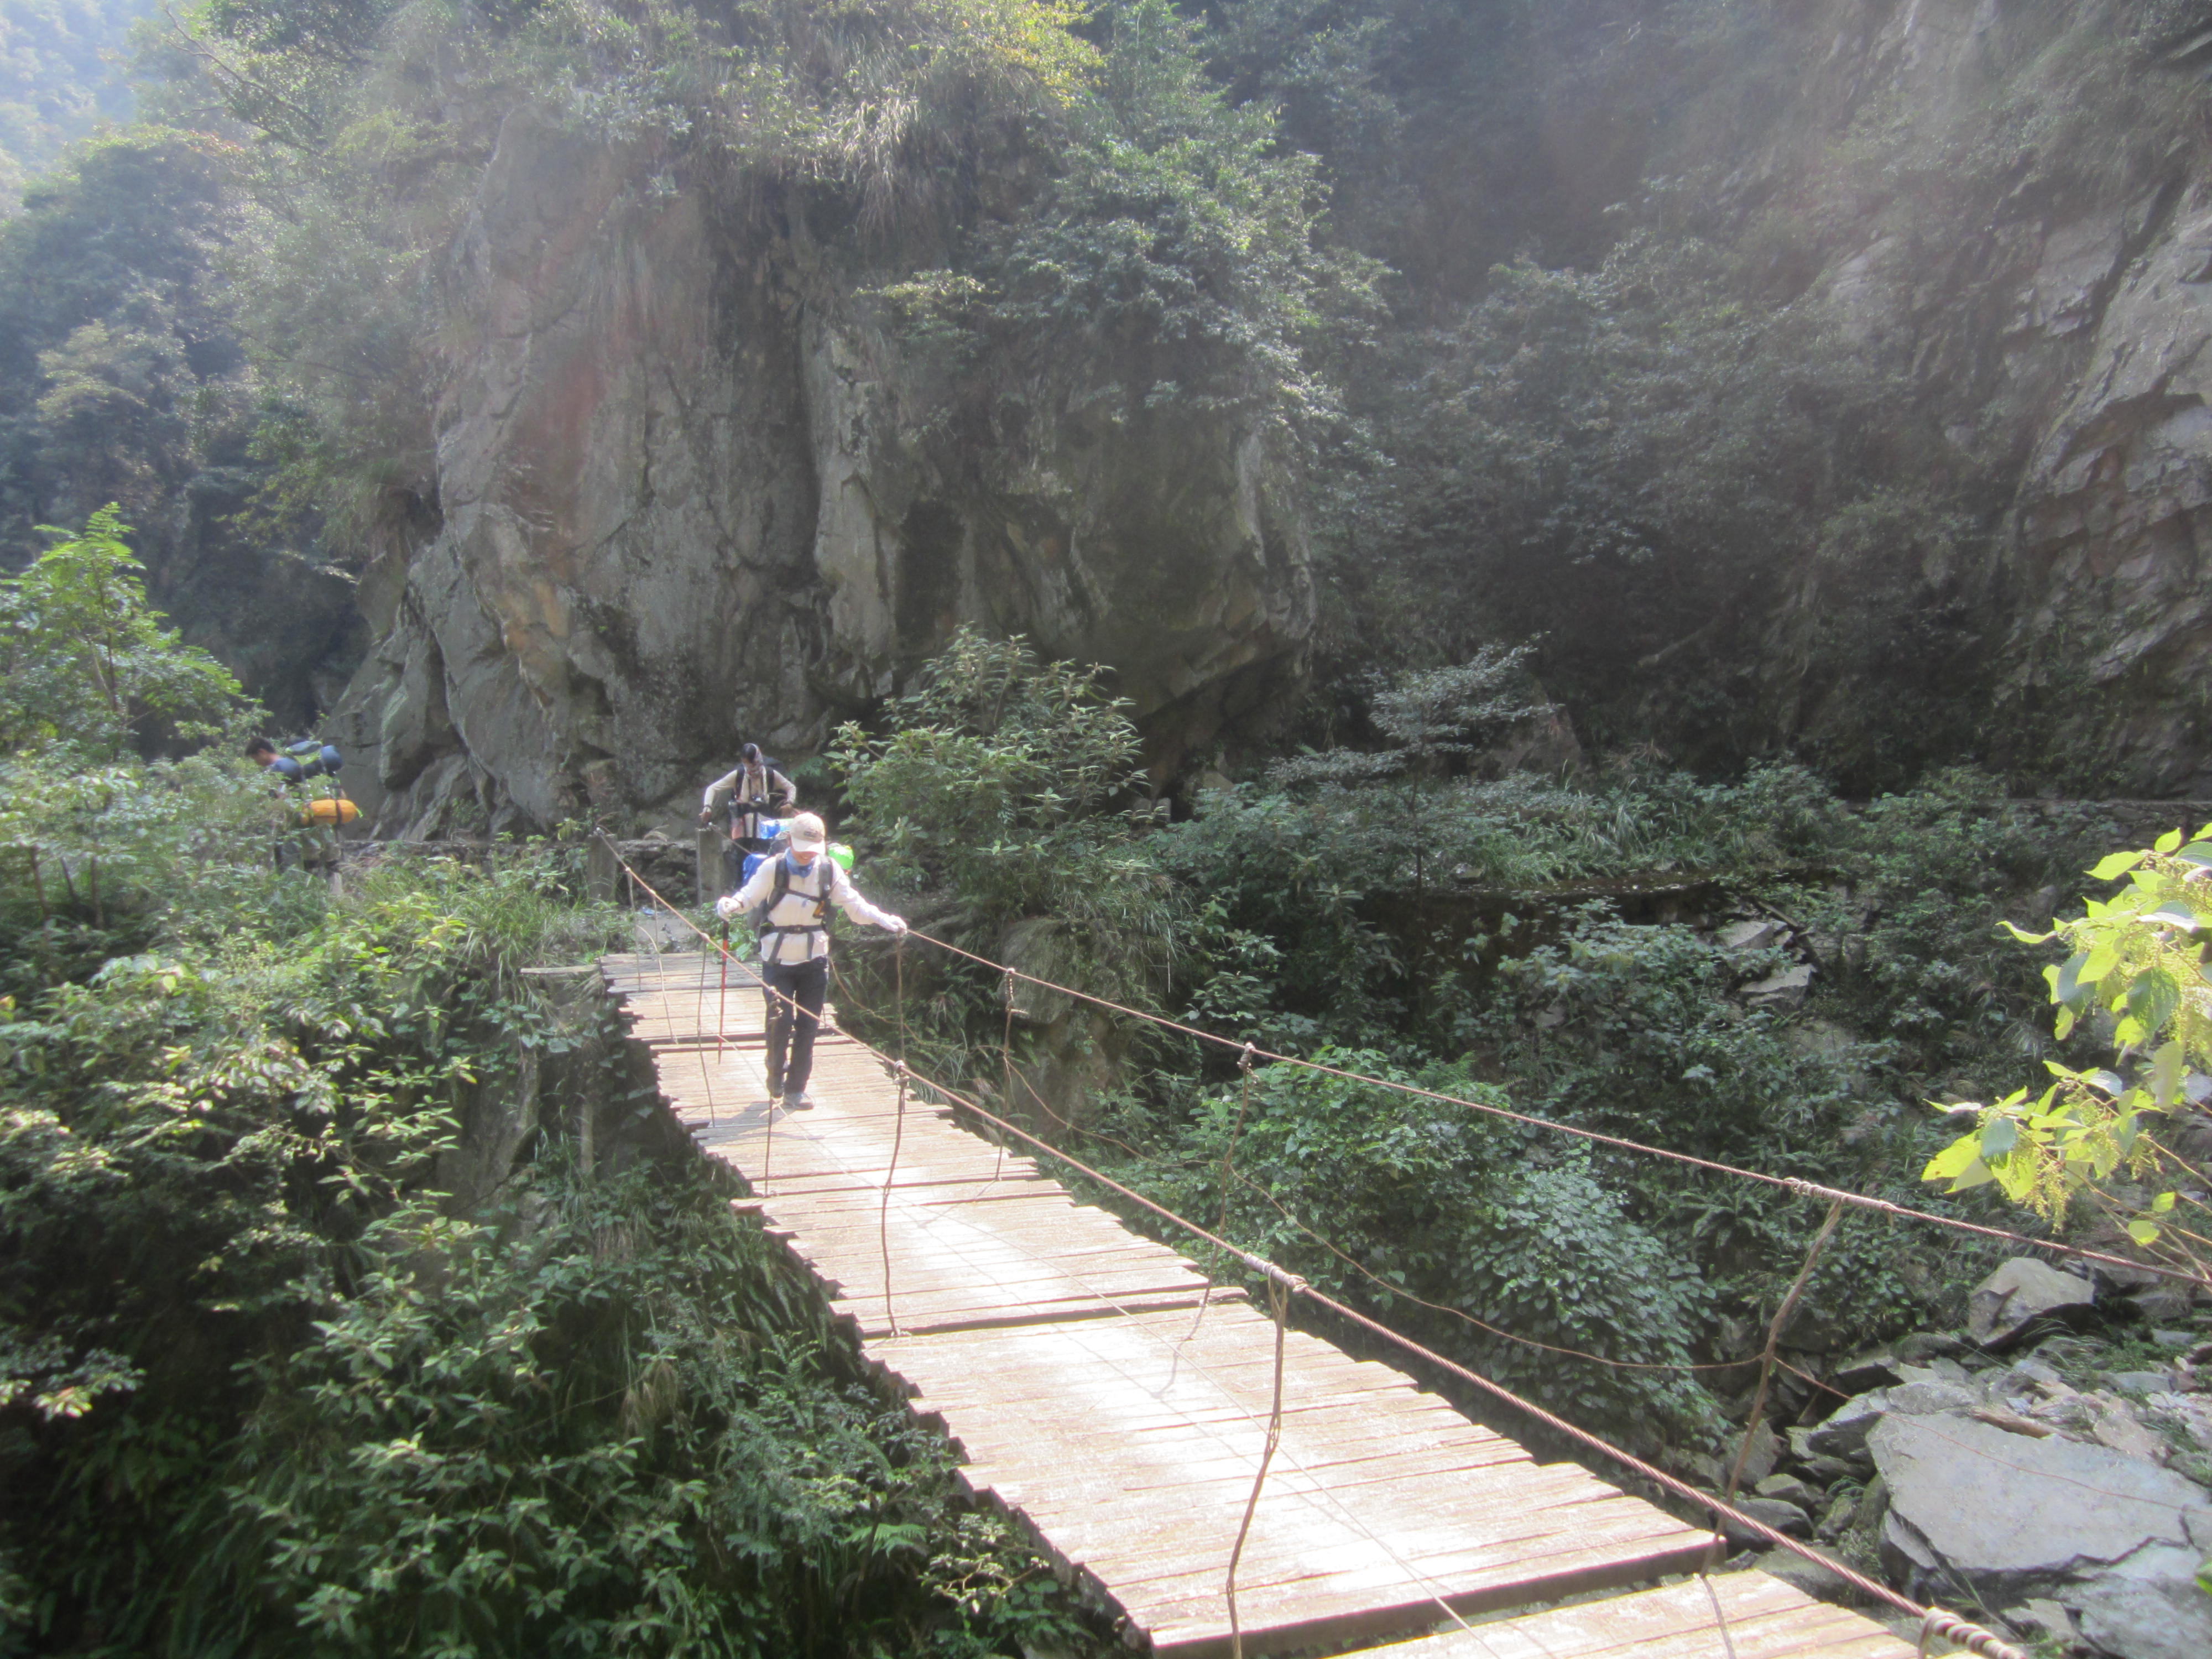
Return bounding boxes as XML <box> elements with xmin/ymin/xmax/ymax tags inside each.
<box><xmin>604</xmin><ymin>946</ymin><xmax>1917</xmax><ymax>1658</ymax></box>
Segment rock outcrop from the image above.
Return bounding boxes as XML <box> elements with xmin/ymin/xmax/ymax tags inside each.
<box><xmin>1735</xmin><ymin>1258</ymin><xmax>2212</xmax><ymax>1659</ymax></box>
<box><xmin>1540</xmin><ymin>0</ymin><xmax>2212</xmax><ymax>787</ymax></box>
<box><xmin>327</xmin><ymin>116</ymin><xmax>1312</xmax><ymax>836</ymax></box>
<box><xmin>1968</xmin><ymin>1257</ymin><xmax>2101</xmax><ymax>1348</ymax></box>
<box><xmin>1874</xmin><ymin>1414</ymin><xmax>2212</xmax><ymax>1659</ymax></box>
<box><xmin>1792</xmin><ymin>3</ymin><xmax>2212</xmax><ymax>789</ymax></box>
<box><xmin>311</xmin><ymin>2</ymin><xmax>2212</xmax><ymax>814</ymax></box>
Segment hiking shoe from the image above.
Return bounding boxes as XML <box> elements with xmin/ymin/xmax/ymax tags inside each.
<box><xmin>788</xmin><ymin>1093</ymin><xmax>815</xmax><ymax>1110</ymax></box>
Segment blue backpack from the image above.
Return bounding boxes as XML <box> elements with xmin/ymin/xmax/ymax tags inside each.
<box><xmin>271</xmin><ymin>740</ymin><xmax>343</xmax><ymax>791</ymax></box>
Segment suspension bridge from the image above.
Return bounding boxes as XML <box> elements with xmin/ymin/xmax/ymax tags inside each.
<box><xmin>600</xmin><ymin>932</ymin><xmax>1933</xmax><ymax>1659</ymax></box>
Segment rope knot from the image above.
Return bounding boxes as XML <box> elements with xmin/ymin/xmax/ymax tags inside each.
<box><xmin>1238</xmin><ymin>1041</ymin><xmax>1258</xmax><ymax>1074</ymax></box>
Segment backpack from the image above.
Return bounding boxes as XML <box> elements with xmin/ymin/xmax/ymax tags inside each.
<box><xmin>730</xmin><ymin>759</ymin><xmax>787</xmax><ymax>813</ymax></box>
<box><xmin>270</xmin><ymin>740</ymin><xmax>346</xmax><ymax>799</ymax></box>
<box><xmin>285</xmin><ymin>739</ymin><xmax>343</xmax><ymax>779</ymax></box>
<box><xmin>744</xmin><ymin>851</ymin><xmax>836</xmax><ymax>943</ymax></box>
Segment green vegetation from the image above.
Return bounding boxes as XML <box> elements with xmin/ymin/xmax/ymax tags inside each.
<box><xmin>0</xmin><ymin>506</ymin><xmax>242</xmax><ymax>755</ymax></box>
<box><xmin>0</xmin><ymin>0</ymin><xmax>151</xmax><ymax>209</ymax></box>
<box><xmin>830</xmin><ymin>635</ymin><xmax>2148</xmax><ymax>1461</ymax></box>
<box><xmin>1928</xmin><ymin>825</ymin><xmax>2212</xmax><ymax>1281</ymax></box>
<box><xmin>831</xmin><ymin>627</ymin><xmax>1179</xmax><ymax>1078</ymax></box>
<box><xmin>0</xmin><ymin>124</ymin><xmax>357</xmax><ymax>732</ymax></box>
<box><xmin>0</xmin><ymin>534</ymin><xmax>1100</xmax><ymax>1657</ymax></box>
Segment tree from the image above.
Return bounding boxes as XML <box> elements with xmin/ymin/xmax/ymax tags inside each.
<box><xmin>831</xmin><ymin>628</ymin><xmax>1179</xmax><ymax>1088</ymax></box>
<box><xmin>833</xmin><ymin>626</ymin><xmax>1160</xmax><ymax>940</ymax></box>
<box><xmin>0</xmin><ymin>504</ymin><xmax>245</xmax><ymax>757</ymax></box>
<box><xmin>1924</xmin><ymin>828</ymin><xmax>2212</xmax><ymax>1286</ymax></box>
<box><xmin>1270</xmin><ymin>644</ymin><xmax>1549</xmax><ymax>898</ymax></box>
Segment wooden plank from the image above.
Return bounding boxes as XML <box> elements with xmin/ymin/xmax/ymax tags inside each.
<box><xmin>1344</xmin><ymin>1573</ymin><xmax>1916</xmax><ymax>1659</ymax></box>
<box><xmin>604</xmin><ymin>957</ymin><xmax>1876</xmax><ymax>1659</ymax></box>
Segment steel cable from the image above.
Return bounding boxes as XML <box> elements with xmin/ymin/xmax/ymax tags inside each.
<box><xmin>597</xmin><ymin>838</ymin><xmax>2028</xmax><ymax>1659</ymax></box>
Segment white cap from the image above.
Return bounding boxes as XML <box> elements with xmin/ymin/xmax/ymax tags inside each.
<box><xmin>787</xmin><ymin>811</ymin><xmax>827</xmax><ymax>850</ymax></box>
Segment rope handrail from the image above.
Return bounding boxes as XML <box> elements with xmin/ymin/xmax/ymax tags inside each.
<box><xmin>874</xmin><ymin>1073</ymin><xmax>2029</xmax><ymax>1659</ymax></box>
<box><xmin>901</xmin><ymin>928</ymin><xmax>2210</xmax><ymax>1292</ymax></box>
<box><xmin>591</xmin><ymin>837</ymin><xmax>2028</xmax><ymax>1657</ymax></box>
<box><xmin>600</xmin><ymin>842</ymin><xmax>2176</xmax><ymax>1484</ymax></box>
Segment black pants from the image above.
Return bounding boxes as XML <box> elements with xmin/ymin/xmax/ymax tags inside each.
<box><xmin>760</xmin><ymin>956</ymin><xmax>829</xmax><ymax>1099</ymax></box>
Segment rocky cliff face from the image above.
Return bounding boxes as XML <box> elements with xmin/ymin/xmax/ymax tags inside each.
<box><xmin>1710</xmin><ymin>0</ymin><xmax>2212</xmax><ymax>789</ymax></box>
<box><xmin>330</xmin><ymin>115</ymin><xmax>1311</xmax><ymax>836</ymax></box>
<box><xmin>322</xmin><ymin>1</ymin><xmax>2212</xmax><ymax>820</ymax></box>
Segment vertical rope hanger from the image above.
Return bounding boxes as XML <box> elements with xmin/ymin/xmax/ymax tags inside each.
<box><xmin>1703</xmin><ymin>1196</ymin><xmax>1846</xmax><ymax>1585</ymax></box>
<box><xmin>716</xmin><ymin>918</ymin><xmax>729</xmax><ymax>1056</ymax></box>
<box><xmin>1724</xmin><ymin>1200</ymin><xmax>1844</xmax><ymax>1507</ymax></box>
<box><xmin>1225</xmin><ymin>1272</ymin><xmax>1295</xmax><ymax>1659</ymax></box>
<box><xmin>881</xmin><ymin>1063</ymin><xmax>909</xmax><ymax>1339</ymax></box>
<box><xmin>691</xmin><ymin>934</ymin><xmax>719</xmax><ymax>1126</ymax></box>
<box><xmin>995</xmin><ymin>967</ymin><xmax>1017</xmax><ymax>1184</ymax></box>
<box><xmin>879</xmin><ymin>936</ymin><xmax>910</xmax><ymax>1338</ymax></box>
<box><xmin>1188</xmin><ymin>1042</ymin><xmax>1260</xmax><ymax>1342</ymax></box>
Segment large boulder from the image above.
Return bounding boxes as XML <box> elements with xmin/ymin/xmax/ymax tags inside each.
<box><xmin>1967</xmin><ymin>1258</ymin><xmax>2098</xmax><ymax>1348</ymax></box>
<box><xmin>1871</xmin><ymin>1415</ymin><xmax>2212</xmax><ymax>1659</ymax></box>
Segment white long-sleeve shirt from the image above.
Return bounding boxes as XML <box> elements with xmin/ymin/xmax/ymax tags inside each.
<box><xmin>702</xmin><ymin>763</ymin><xmax>795</xmax><ymax>840</ymax></box>
<box><xmin>731</xmin><ymin>852</ymin><xmax>900</xmax><ymax>964</ymax></box>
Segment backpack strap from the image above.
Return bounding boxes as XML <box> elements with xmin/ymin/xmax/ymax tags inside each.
<box><xmin>757</xmin><ymin>857</ymin><xmax>835</xmax><ymax>950</ymax></box>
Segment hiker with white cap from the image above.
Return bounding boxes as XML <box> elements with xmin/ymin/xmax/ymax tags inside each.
<box><xmin>714</xmin><ymin>811</ymin><xmax>905</xmax><ymax>1109</ymax></box>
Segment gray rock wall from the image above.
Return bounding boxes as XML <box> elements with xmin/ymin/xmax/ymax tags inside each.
<box><xmin>330</xmin><ymin>115</ymin><xmax>1312</xmax><ymax>837</ymax></box>
<box><xmin>1761</xmin><ymin>1</ymin><xmax>2212</xmax><ymax>786</ymax></box>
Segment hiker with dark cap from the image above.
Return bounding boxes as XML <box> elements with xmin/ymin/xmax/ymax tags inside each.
<box><xmin>247</xmin><ymin>735</ymin><xmax>352</xmax><ymax>881</ymax></box>
<box><xmin>714</xmin><ymin>811</ymin><xmax>904</xmax><ymax>1110</ymax></box>
<box><xmin>700</xmin><ymin>742</ymin><xmax>797</xmax><ymax>893</ymax></box>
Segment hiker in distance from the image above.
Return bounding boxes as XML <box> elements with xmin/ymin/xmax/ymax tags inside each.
<box><xmin>701</xmin><ymin>742</ymin><xmax>796</xmax><ymax>847</ymax></box>
<box><xmin>247</xmin><ymin>735</ymin><xmax>353</xmax><ymax>881</ymax></box>
<box><xmin>700</xmin><ymin>742</ymin><xmax>799</xmax><ymax>895</ymax></box>
<box><xmin>715</xmin><ymin>811</ymin><xmax>906</xmax><ymax>1110</ymax></box>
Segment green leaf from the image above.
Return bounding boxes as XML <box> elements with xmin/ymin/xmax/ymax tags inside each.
<box><xmin>1992</xmin><ymin>1157</ymin><xmax>2039</xmax><ymax>1203</ymax></box>
<box><xmin>2126</xmin><ymin>1218</ymin><xmax>2161</xmax><ymax>1246</ymax></box>
<box><xmin>2126</xmin><ymin>968</ymin><xmax>2179</xmax><ymax>1035</ymax></box>
<box><xmin>2151</xmin><ymin>1040</ymin><xmax>2186</xmax><ymax>1109</ymax></box>
<box><xmin>2081</xmin><ymin>936</ymin><xmax>2122</xmax><ymax>985</ymax></box>
<box><xmin>2175</xmin><ymin>841</ymin><xmax>2212</xmax><ymax>869</ymax></box>
<box><xmin>2146</xmin><ymin>902</ymin><xmax>2202</xmax><ymax>931</ymax></box>
<box><xmin>2157</xmin><ymin>829</ymin><xmax>2184</xmax><ymax>854</ymax></box>
<box><xmin>1922</xmin><ymin>1135</ymin><xmax>1993</xmax><ymax>1191</ymax></box>
<box><xmin>2050</xmin><ymin>952</ymin><xmax>2092</xmax><ymax>1006</ymax></box>
<box><xmin>1979</xmin><ymin>1118</ymin><xmax>2019</xmax><ymax>1160</ymax></box>
<box><xmin>2090</xmin><ymin>851</ymin><xmax>2148</xmax><ymax>880</ymax></box>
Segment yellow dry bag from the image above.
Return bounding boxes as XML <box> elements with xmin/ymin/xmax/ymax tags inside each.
<box><xmin>297</xmin><ymin>797</ymin><xmax>361</xmax><ymax>828</ymax></box>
